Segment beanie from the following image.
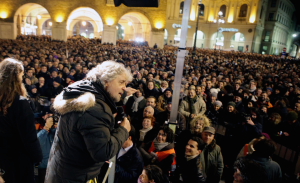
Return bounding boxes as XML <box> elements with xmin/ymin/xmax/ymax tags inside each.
<box><xmin>214</xmin><ymin>100</ymin><xmax>222</xmax><ymax>107</ymax></box>
<box><xmin>211</xmin><ymin>92</ymin><xmax>218</xmax><ymax>98</ymax></box>
<box><xmin>266</xmin><ymin>87</ymin><xmax>272</xmax><ymax>93</ymax></box>
<box><xmin>287</xmin><ymin>111</ymin><xmax>298</xmax><ymax>121</ymax></box>
<box><xmin>227</xmin><ymin>101</ymin><xmax>236</xmax><ymax>108</ymax></box>
<box><xmin>67</xmin><ymin>75</ymin><xmax>74</xmax><ymax>81</ymax></box>
<box><xmin>53</xmin><ymin>77</ymin><xmax>61</xmax><ymax>84</ymax></box>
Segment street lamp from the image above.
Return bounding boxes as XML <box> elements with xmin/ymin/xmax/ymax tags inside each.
<box><xmin>193</xmin><ymin>0</ymin><xmax>202</xmax><ymax>56</ymax></box>
<box><xmin>293</xmin><ymin>34</ymin><xmax>297</xmax><ymax>38</ymax></box>
<box><xmin>214</xmin><ymin>11</ymin><xmax>225</xmax><ymax>50</ymax></box>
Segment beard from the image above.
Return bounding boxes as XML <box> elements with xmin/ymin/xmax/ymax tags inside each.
<box><xmin>106</xmin><ymin>87</ymin><xmax>121</xmax><ymax>102</ymax></box>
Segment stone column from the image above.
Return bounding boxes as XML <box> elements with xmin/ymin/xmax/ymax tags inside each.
<box><xmin>102</xmin><ymin>24</ymin><xmax>117</xmax><ymax>45</ymax></box>
<box><xmin>0</xmin><ymin>22</ymin><xmax>15</xmax><ymax>39</ymax></box>
<box><xmin>51</xmin><ymin>22</ymin><xmax>67</xmax><ymax>41</ymax></box>
<box><xmin>150</xmin><ymin>30</ymin><xmax>164</xmax><ymax>48</ymax></box>
<box><xmin>76</xmin><ymin>22</ymin><xmax>79</xmax><ymax>35</ymax></box>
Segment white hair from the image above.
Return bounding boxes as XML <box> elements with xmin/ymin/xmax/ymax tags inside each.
<box><xmin>86</xmin><ymin>61</ymin><xmax>132</xmax><ymax>86</ymax></box>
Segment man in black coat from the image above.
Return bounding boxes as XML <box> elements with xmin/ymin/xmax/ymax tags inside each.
<box><xmin>45</xmin><ymin>61</ymin><xmax>132</xmax><ymax>183</ymax></box>
<box><xmin>176</xmin><ymin>136</ymin><xmax>206</xmax><ymax>183</ymax></box>
<box><xmin>246</xmin><ymin>137</ymin><xmax>282</xmax><ymax>183</ymax></box>
<box><xmin>115</xmin><ymin>126</ymin><xmax>144</xmax><ymax>183</ymax></box>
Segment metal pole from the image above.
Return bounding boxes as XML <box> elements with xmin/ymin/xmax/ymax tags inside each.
<box><xmin>170</xmin><ymin>0</ymin><xmax>192</xmax><ymax>124</ymax></box>
<box><xmin>193</xmin><ymin>1</ymin><xmax>201</xmax><ymax>55</ymax></box>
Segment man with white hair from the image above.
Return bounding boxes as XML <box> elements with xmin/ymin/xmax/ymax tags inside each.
<box><xmin>45</xmin><ymin>61</ymin><xmax>132</xmax><ymax>183</ymax></box>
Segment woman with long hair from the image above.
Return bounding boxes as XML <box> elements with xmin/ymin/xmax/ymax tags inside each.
<box><xmin>0</xmin><ymin>58</ymin><xmax>43</xmax><ymax>183</ymax></box>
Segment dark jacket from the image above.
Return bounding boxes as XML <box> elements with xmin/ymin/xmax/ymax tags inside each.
<box><xmin>144</xmin><ymin>88</ymin><xmax>159</xmax><ymax>100</ymax></box>
<box><xmin>199</xmin><ymin>139</ymin><xmax>224</xmax><ymax>183</ymax></box>
<box><xmin>37</xmin><ymin>128</ymin><xmax>56</xmax><ymax>169</ymax></box>
<box><xmin>175</xmin><ymin>130</ymin><xmax>201</xmax><ymax>166</ymax></box>
<box><xmin>246</xmin><ymin>153</ymin><xmax>282</xmax><ymax>183</ymax></box>
<box><xmin>115</xmin><ymin>144</ymin><xmax>144</xmax><ymax>183</ymax></box>
<box><xmin>125</xmin><ymin>96</ymin><xmax>146</xmax><ymax>118</ymax></box>
<box><xmin>0</xmin><ymin>95</ymin><xmax>43</xmax><ymax>183</ymax></box>
<box><xmin>45</xmin><ymin>80</ymin><xmax>129</xmax><ymax>183</ymax></box>
<box><xmin>178</xmin><ymin>155</ymin><xmax>206</xmax><ymax>183</ymax></box>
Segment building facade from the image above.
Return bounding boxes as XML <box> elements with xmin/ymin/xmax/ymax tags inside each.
<box><xmin>0</xmin><ymin>0</ymin><xmax>298</xmax><ymax>55</ymax></box>
<box><xmin>261</xmin><ymin>0</ymin><xmax>298</xmax><ymax>56</ymax></box>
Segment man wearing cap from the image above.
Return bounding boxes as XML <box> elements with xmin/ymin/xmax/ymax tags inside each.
<box><xmin>200</xmin><ymin>126</ymin><xmax>224</xmax><ymax>183</ymax></box>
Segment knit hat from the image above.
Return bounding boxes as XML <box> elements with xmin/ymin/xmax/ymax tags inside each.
<box><xmin>287</xmin><ymin>111</ymin><xmax>298</xmax><ymax>121</ymax></box>
<box><xmin>29</xmin><ymin>85</ymin><xmax>37</xmax><ymax>91</ymax></box>
<box><xmin>53</xmin><ymin>77</ymin><xmax>61</xmax><ymax>84</ymax></box>
<box><xmin>227</xmin><ymin>101</ymin><xmax>236</xmax><ymax>108</ymax></box>
<box><xmin>164</xmin><ymin>88</ymin><xmax>172</xmax><ymax>94</ymax></box>
<box><xmin>51</xmin><ymin>68</ymin><xmax>59</xmax><ymax>73</ymax></box>
<box><xmin>214</xmin><ymin>100</ymin><xmax>222</xmax><ymax>107</ymax></box>
<box><xmin>234</xmin><ymin>91</ymin><xmax>243</xmax><ymax>99</ymax></box>
<box><xmin>266</xmin><ymin>87</ymin><xmax>272</xmax><ymax>93</ymax></box>
<box><xmin>67</xmin><ymin>75</ymin><xmax>74</xmax><ymax>81</ymax></box>
<box><xmin>211</xmin><ymin>92</ymin><xmax>218</xmax><ymax>98</ymax></box>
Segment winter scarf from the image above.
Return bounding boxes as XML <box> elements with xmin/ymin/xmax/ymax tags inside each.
<box><xmin>186</xmin><ymin>96</ymin><xmax>197</xmax><ymax>114</ymax></box>
<box><xmin>131</xmin><ymin>95</ymin><xmax>144</xmax><ymax>112</ymax></box>
<box><xmin>139</xmin><ymin>126</ymin><xmax>153</xmax><ymax>141</ymax></box>
<box><xmin>153</xmin><ymin>138</ymin><xmax>170</xmax><ymax>151</ymax></box>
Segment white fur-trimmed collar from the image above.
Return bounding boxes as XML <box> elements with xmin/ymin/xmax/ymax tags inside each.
<box><xmin>53</xmin><ymin>92</ymin><xmax>96</xmax><ymax>115</ymax></box>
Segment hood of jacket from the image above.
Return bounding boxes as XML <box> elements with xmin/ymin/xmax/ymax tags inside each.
<box><xmin>53</xmin><ymin>79</ymin><xmax>117</xmax><ymax>115</ymax></box>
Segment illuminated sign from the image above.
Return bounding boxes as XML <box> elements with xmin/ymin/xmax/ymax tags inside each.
<box><xmin>172</xmin><ymin>23</ymin><xmax>191</xmax><ymax>29</ymax></box>
<box><xmin>218</xmin><ymin>28</ymin><xmax>239</xmax><ymax>32</ymax></box>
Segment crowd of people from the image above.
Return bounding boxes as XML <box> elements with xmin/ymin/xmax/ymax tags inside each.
<box><xmin>1</xmin><ymin>35</ymin><xmax>300</xmax><ymax>183</ymax></box>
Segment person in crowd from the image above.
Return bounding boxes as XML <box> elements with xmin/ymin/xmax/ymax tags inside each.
<box><xmin>277</xmin><ymin>111</ymin><xmax>300</xmax><ymax>148</ymax></box>
<box><xmin>139</xmin><ymin>126</ymin><xmax>176</xmax><ymax>181</ymax></box>
<box><xmin>156</xmin><ymin>101</ymin><xmax>186</xmax><ymax>135</ymax></box>
<box><xmin>234</xmin><ymin>92</ymin><xmax>245</xmax><ymax>113</ymax></box>
<box><xmin>138</xmin><ymin>165</ymin><xmax>167</xmax><ymax>183</ymax></box>
<box><xmin>36</xmin><ymin>76</ymin><xmax>48</xmax><ymax>96</ymax></box>
<box><xmin>179</xmin><ymin>89</ymin><xmax>206</xmax><ymax>129</ymax></box>
<box><xmin>137</xmin><ymin>115</ymin><xmax>157</xmax><ymax>147</ymax></box>
<box><xmin>46</xmin><ymin>77</ymin><xmax>64</xmax><ymax>97</ymax></box>
<box><xmin>233</xmin><ymin>158</ymin><xmax>268</xmax><ymax>183</ymax></box>
<box><xmin>176</xmin><ymin>136</ymin><xmax>206</xmax><ymax>183</ymax></box>
<box><xmin>0</xmin><ymin>58</ymin><xmax>43</xmax><ymax>183</ymax></box>
<box><xmin>156</xmin><ymin>88</ymin><xmax>172</xmax><ymax>112</ymax></box>
<box><xmin>257</xmin><ymin>92</ymin><xmax>273</xmax><ymax>109</ymax></box>
<box><xmin>263</xmin><ymin>113</ymin><xmax>281</xmax><ymax>138</ymax></box>
<box><xmin>205</xmin><ymin>100</ymin><xmax>222</xmax><ymax>125</ymax></box>
<box><xmin>200</xmin><ymin>127</ymin><xmax>224</xmax><ymax>183</ymax></box>
<box><xmin>45</xmin><ymin>61</ymin><xmax>132</xmax><ymax>183</ymax></box>
<box><xmin>26</xmin><ymin>68</ymin><xmax>38</xmax><ymax>84</ymax></box>
<box><xmin>245</xmin><ymin>136</ymin><xmax>282</xmax><ymax>183</ymax></box>
<box><xmin>115</xmin><ymin>126</ymin><xmax>144</xmax><ymax>183</ymax></box>
<box><xmin>37</xmin><ymin>113</ymin><xmax>56</xmax><ymax>183</ymax></box>
<box><xmin>145</xmin><ymin>81</ymin><xmax>159</xmax><ymax>99</ymax></box>
<box><xmin>176</xmin><ymin>114</ymin><xmax>210</xmax><ymax>166</ymax></box>
<box><xmin>125</xmin><ymin>88</ymin><xmax>146</xmax><ymax>119</ymax></box>
<box><xmin>158</xmin><ymin>80</ymin><xmax>169</xmax><ymax>96</ymax></box>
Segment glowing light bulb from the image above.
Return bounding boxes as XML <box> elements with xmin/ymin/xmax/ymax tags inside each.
<box><xmin>82</xmin><ymin>21</ymin><xmax>86</xmax><ymax>26</ymax></box>
<box><xmin>49</xmin><ymin>22</ymin><xmax>52</xmax><ymax>26</ymax></box>
<box><xmin>37</xmin><ymin>15</ymin><xmax>41</xmax><ymax>19</ymax></box>
<box><xmin>128</xmin><ymin>21</ymin><xmax>132</xmax><ymax>26</ymax></box>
